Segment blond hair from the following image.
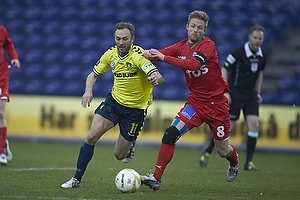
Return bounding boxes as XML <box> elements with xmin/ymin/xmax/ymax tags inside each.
<box><xmin>187</xmin><ymin>10</ymin><xmax>209</xmax><ymax>29</ymax></box>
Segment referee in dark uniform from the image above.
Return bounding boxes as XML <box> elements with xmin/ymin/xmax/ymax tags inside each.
<box><xmin>199</xmin><ymin>25</ymin><xmax>266</xmax><ymax>171</ymax></box>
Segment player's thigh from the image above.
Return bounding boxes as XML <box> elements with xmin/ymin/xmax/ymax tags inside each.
<box><xmin>86</xmin><ymin>114</ymin><xmax>115</xmax><ymax>143</ymax></box>
<box><xmin>0</xmin><ymin>99</ymin><xmax>6</xmax><ymax>114</ymax></box>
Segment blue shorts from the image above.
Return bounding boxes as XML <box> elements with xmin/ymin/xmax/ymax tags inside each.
<box><xmin>94</xmin><ymin>93</ymin><xmax>147</xmax><ymax>142</ymax></box>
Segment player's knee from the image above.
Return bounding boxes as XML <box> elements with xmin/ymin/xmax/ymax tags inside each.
<box><xmin>162</xmin><ymin>126</ymin><xmax>181</xmax><ymax>145</ymax></box>
<box><xmin>114</xmin><ymin>150</ymin><xmax>126</xmax><ymax>160</ymax></box>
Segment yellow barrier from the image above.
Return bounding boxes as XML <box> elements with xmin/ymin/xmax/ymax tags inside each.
<box><xmin>6</xmin><ymin>95</ymin><xmax>300</xmax><ymax>149</ymax></box>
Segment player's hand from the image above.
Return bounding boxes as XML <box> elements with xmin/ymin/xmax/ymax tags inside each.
<box><xmin>143</xmin><ymin>50</ymin><xmax>154</xmax><ymax>60</ymax></box>
<box><xmin>149</xmin><ymin>49</ymin><xmax>165</xmax><ymax>62</ymax></box>
<box><xmin>257</xmin><ymin>93</ymin><xmax>263</xmax><ymax>104</ymax></box>
<box><xmin>81</xmin><ymin>91</ymin><xmax>93</xmax><ymax>108</ymax></box>
<box><xmin>11</xmin><ymin>59</ymin><xmax>20</xmax><ymax>69</ymax></box>
<box><xmin>148</xmin><ymin>73</ymin><xmax>159</xmax><ymax>85</ymax></box>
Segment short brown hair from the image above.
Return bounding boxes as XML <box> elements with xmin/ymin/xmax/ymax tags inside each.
<box><xmin>113</xmin><ymin>22</ymin><xmax>135</xmax><ymax>37</ymax></box>
<box><xmin>250</xmin><ymin>25</ymin><xmax>265</xmax><ymax>34</ymax></box>
<box><xmin>187</xmin><ymin>10</ymin><xmax>209</xmax><ymax>29</ymax></box>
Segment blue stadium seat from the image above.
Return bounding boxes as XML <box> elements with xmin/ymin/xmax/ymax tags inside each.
<box><xmin>215</xmin><ymin>41</ymin><xmax>234</xmax><ymax>56</ymax></box>
<box><xmin>43</xmin><ymin>50</ymin><xmax>63</xmax><ymax>64</ymax></box>
<box><xmin>116</xmin><ymin>9</ymin><xmax>134</xmax><ymax>22</ymax></box>
<box><xmin>155</xmin><ymin>24</ymin><xmax>172</xmax><ymax>38</ymax></box>
<box><xmin>61</xmin><ymin>22</ymin><xmax>79</xmax><ymax>34</ymax></box>
<box><xmin>81</xmin><ymin>23</ymin><xmax>98</xmax><ymax>35</ymax></box>
<box><xmin>279</xmin><ymin>91</ymin><xmax>300</xmax><ymax>105</ymax></box>
<box><xmin>135</xmin><ymin>38</ymin><xmax>154</xmax><ymax>50</ymax></box>
<box><xmin>63</xmin><ymin>51</ymin><xmax>80</xmax><ymax>64</ymax></box>
<box><xmin>43</xmin><ymin>35</ymin><xmax>60</xmax><ymax>48</ymax></box>
<box><xmin>266</xmin><ymin>1</ymin><xmax>285</xmax><ymax>13</ymax></box>
<box><xmin>232</xmin><ymin>27</ymin><xmax>249</xmax><ymax>44</ymax></box>
<box><xmin>24</xmin><ymin>35</ymin><xmax>42</xmax><ymax>48</ymax></box>
<box><xmin>44</xmin><ymin>65</ymin><xmax>63</xmax><ymax>80</ymax></box>
<box><xmin>79</xmin><ymin>7</ymin><xmax>97</xmax><ymax>20</ymax></box>
<box><xmin>92</xmin><ymin>82</ymin><xmax>113</xmax><ymax>97</ymax></box>
<box><xmin>44</xmin><ymin>80</ymin><xmax>64</xmax><ymax>95</ymax></box>
<box><xmin>62</xmin><ymin>35</ymin><xmax>79</xmax><ymax>49</ymax></box>
<box><xmin>43</xmin><ymin>21</ymin><xmax>60</xmax><ymax>34</ymax></box>
<box><xmin>99</xmin><ymin>23</ymin><xmax>115</xmax><ymax>37</ymax></box>
<box><xmin>261</xmin><ymin>91</ymin><xmax>280</xmax><ymax>105</ymax></box>
<box><xmin>207</xmin><ymin>0</ymin><xmax>228</xmax><ymax>11</ymax></box>
<box><xmin>230</xmin><ymin>12</ymin><xmax>249</xmax><ymax>27</ymax></box>
<box><xmin>168</xmin><ymin>0</ymin><xmax>189</xmax><ymax>9</ymax></box>
<box><xmin>228</xmin><ymin>0</ymin><xmax>247</xmax><ymax>12</ymax></box>
<box><xmin>25</xmin><ymin>79</ymin><xmax>44</xmax><ymax>95</ymax></box>
<box><xmin>63</xmin><ymin>65</ymin><xmax>81</xmax><ymax>80</ymax></box>
<box><xmin>153</xmin><ymin>10</ymin><xmax>171</xmax><ymax>23</ymax></box>
<box><xmin>42</xmin><ymin>0</ymin><xmax>61</xmax><ymax>6</ymax></box>
<box><xmin>136</xmin><ymin>24</ymin><xmax>154</xmax><ymax>38</ymax></box>
<box><xmin>24</xmin><ymin>21</ymin><xmax>43</xmax><ymax>34</ymax></box>
<box><xmin>5</xmin><ymin>20</ymin><xmax>24</xmax><ymax>35</ymax></box>
<box><xmin>269</xmin><ymin>13</ymin><xmax>289</xmax><ymax>29</ymax></box>
<box><xmin>133</xmin><ymin>0</ymin><xmax>152</xmax><ymax>9</ymax></box>
<box><xmin>25</xmin><ymin>64</ymin><xmax>44</xmax><ymax>79</ymax></box>
<box><xmin>42</xmin><ymin>7</ymin><xmax>60</xmax><ymax>20</ymax></box>
<box><xmin>277</xmin><ymin>76</ymin><xmax>296</xmax><ymax>92</ymax></box>
<box><xmin>64</xmin><ymin>81</ymin><xmax>84</xmax><ymax>96</ymax></box>
<box><xmin>60</xmin><ymin>7</ymin><xmax>78</xmax><ymax>20</ymax></box>
<box><xmin>9</xmin><ymin>79</ymin><xmax>25</xmax><ymax>94</ymax></box>
<box><xmin>24</xmin><ymin>7</ymin><xmax>41</xmax><ymax>19</ymax></box>
<box><xmin>9</xmin><ymin>66</ymin><xmax>24</xmax><ymax>79</ymax></box>
<box><xmin>24</xmin><ymin>49</ymin><xmax>42</xmax><ymax>63</ymax></box>
<box><xmin>294</xmin><ymin>63</ymin><xmax>300</xmax><ymax>77</ymax></box>
<box><xmin>249</xmin><ymin>14</ymin><xmax>269</xmax><ymax>27</ymax></box>
<box><xmin>81</xmin><ymin>51</ymin><xmax>100</xmax><ymax>65</ymax></box>
<box><xmin>98</xmin><ymin>8</ymin><xmax>115</xmax><ymax>22</ymax></box>
<box><xmin>24</xmin><ymin>0</ymin><xmax>42</xmax><ymax>6</ymax></box>
<box><xmin>135</xmin><ymin>9</ymin><xmax>152</xmax><ymax>23</ymax></box>
<box><xmin>61</xmin><ymin>0</ymin><xmax>79</xmax><ymax>7</ymax></box>
<box><xmin>246</xmin><ymin>0</ymin><xmax>266</xmax><ymax>13</ymax></box>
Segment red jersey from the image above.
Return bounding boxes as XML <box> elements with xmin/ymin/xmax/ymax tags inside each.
<box><xmin>0</xmin><ymin>25</ymin><xmax>19</xmax><ymax>87</ymax></box>
<box><xmin>159</xmin><ymin>37</ymin><xmax>229</xmax><ymax>103</ymax></box>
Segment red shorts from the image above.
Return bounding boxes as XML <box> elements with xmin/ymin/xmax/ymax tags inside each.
<box><xmin>175</xmin><ymin>98</ymin><xmax>230</xmax><ymax>141</ymax></box>
<box><xmin>0</xmin><ymin>86</ymin><xmax>9</xmax><ymax>102</ymax></box>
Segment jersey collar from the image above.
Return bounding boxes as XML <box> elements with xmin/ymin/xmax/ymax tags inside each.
<box><xmin>186</xmin><ymin>36</ymin><xmax>205</xmax><ymax>49</ymax></box>
<box><xmin>244</xmin><ymin>41</ymin><xmax>263</xmax><ymax>58</ymax></box>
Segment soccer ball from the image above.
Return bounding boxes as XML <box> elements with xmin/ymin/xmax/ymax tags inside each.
<box><xmin>115</xmin><ymin>168</ymin><xmax>141</xmax><ymax>193</ymax></box>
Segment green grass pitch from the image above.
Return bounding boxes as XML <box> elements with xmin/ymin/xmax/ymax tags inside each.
<box><xmin>0</xmin><ymin>140</ymin><xmax>299</xmax><ymax>200</ymax></box>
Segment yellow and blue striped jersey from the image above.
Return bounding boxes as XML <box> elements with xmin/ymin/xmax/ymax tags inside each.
<box><xmin>93</xmin><ymin>44</ymin><xmax>158</xmax><ymax>109</ymax></box>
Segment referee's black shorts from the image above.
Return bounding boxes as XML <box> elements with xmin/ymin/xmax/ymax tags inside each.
<box><xmin>229</xmin><ymin>87</ymin><xmax>259</xmax><ymax>121</ymax></box>
<box><xmin>94</xmin><ymin>92</ymin><xmax>146</xmax><ymax>142</ymax></box>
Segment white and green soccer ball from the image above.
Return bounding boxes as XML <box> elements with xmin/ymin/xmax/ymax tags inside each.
<box><xmin>115</xmin><ymin>168</ymin><xmax>141</xmax><ymax>193</ymax></box>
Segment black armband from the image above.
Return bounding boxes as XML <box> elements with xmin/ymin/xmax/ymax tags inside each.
<box><xmin>194</xmin><ymin>52</ymin><xmax>207</xmax><ymax>65</ymax></box>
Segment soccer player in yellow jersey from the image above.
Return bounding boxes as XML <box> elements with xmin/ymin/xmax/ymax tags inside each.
<box><xmin>61</xmin><ymin>22</ymin><xmax>164</xmax><ymax>188</ymax></box>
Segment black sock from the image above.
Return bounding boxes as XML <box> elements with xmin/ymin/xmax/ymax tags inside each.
<box><xmin>205</xmin><ymin>137</ymin><xmax>215</xmax><ymax>154</ymax></box>
<box><xmin>246</xmin><ymin>136</ymin><xmax>257</xmax><ymax>164</ymax></box>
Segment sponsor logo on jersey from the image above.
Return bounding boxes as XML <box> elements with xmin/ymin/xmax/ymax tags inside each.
<box><xmin>177</xmin><ymin>55</ymin><xmax>186</xmax><ymax>59</ymax></box>
<box><xmin>110</xmin><ymin>61</ymin><xmax>115</xmax><ymax>70</ymax></box>
<box><xmin>114</xmin><ymin>71</ymin><xmax>138</xmax><ymax>78</ymax></box>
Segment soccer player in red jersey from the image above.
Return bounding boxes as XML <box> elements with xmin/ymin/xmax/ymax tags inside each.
<box><xmin>0</xmin><ymin>25</ymin><xmax>21</xmax><ymax>165</ymax></box>
<box><xmin>141</xmin><ymin>10</ymin><xmax>239</xmax><ymax>190</ymax></box>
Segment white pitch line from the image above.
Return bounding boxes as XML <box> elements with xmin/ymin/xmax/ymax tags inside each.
<box><xmin>0</xmin><ymin>195</ymin><xmax>107</xmax><ymax>200</ymax></box>
<box><xmin>0</xmin><ymin>167</ymin><xmax>76</xmax><ymax>172</ymax></box>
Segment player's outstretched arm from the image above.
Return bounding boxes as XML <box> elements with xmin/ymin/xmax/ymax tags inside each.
<box><xmin>81</xmin><ymin>72</ymin><xmax>98</xmax><ymax>108</ymax></box>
